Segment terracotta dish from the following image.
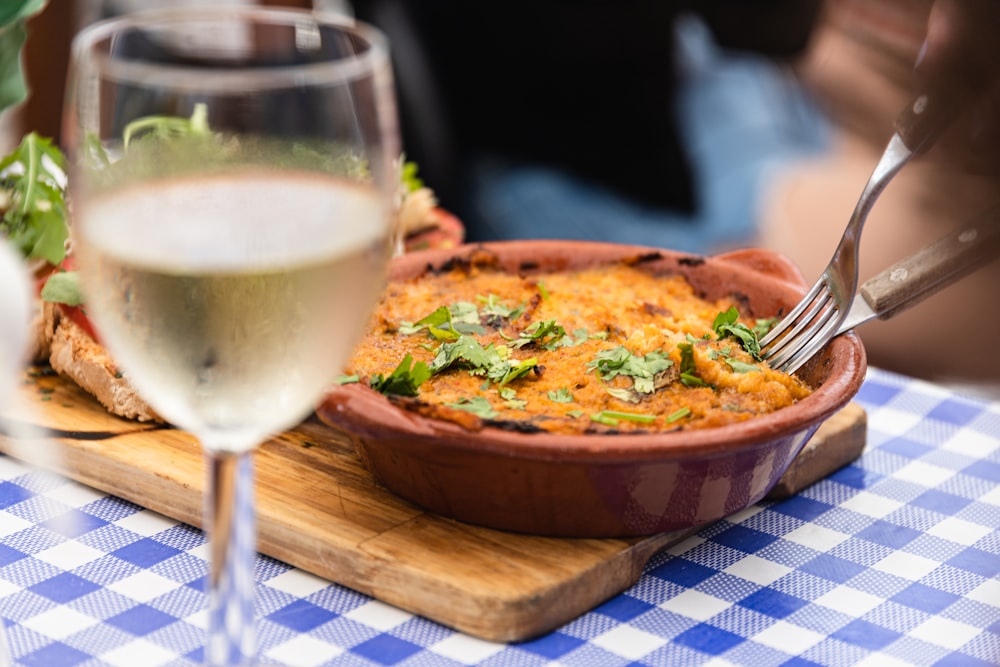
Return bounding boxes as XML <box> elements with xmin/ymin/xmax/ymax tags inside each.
<box><xmin>318</xmin><ymin>241</ymin><xmax>866</xmax><ymax>537</ymax></box>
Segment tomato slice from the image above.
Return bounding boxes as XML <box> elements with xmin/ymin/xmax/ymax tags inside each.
<box><xmin>57</xmin><ymin>303</ymin><xmax>101</xmax><ymax>343</ymax></box>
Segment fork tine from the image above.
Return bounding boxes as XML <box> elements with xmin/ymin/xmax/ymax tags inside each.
<box><xmin>765</xmin><ymin>299</ymin><xmax>839</xmax><ymax>370</ymax></box>
<box><xmin>774</xmin><ymin>310</ymin><xmax>846</xmax><ymax>374</ymax></box>
<box><xmin>766</xmin><ymin>297</ymin><xmax>840</xmax><ymax>370</ymax></box>
<box><xmin>759</xmin><ymin>279</ymin><xmax>826</xmax><ymax>347</ymax></box>
<box><xmin>761</xmin><ymin>288</ymin><xmax>834</xmax><ymax>360</ymax></box>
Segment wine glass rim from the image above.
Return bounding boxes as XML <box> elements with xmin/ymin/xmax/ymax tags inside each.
<box><xmin>70</xmin><ymin>6</ymin><xmax>390</xmax><ymax>91</ymax></box>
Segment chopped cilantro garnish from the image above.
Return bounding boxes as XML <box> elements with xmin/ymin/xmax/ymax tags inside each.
<box><xmin>547</xmin><ymin>388</ymin><xmax>574</xmax><ymax>403</ymax></box>
<box><xmin>369</xmin><ymin>354</ymin><xmax>431</xmax><ymax>396</ymax></box>
<box><xmin>753</xmin><ymin>317</ymin><xmax>778</xmax><ymax>339</ymax></box>
<box><xmin>677</xmin><ymin>342</ymin><xmax>710</xmax><ymax>388</ymax></box>
<box><xmin>427</xmin><ymin>335</ymin><xmax>537</xmax><ymax>388</ymax></box>
<box><xmin>335</xmin><ymin>374</ymin><xmax>359</xmax><ymax>385</ymax></box>
<box><xmin>400</xmin><ymin>302</ymin><xmax>484</xmax><ymax>339</ymax></box>
<box><xmin>590</xmin><ymin>410</ymin><xmax>657</xmax><ymax>426</ymax></box>
<box><xmin>666</xmin><ymin>407</ymin><xmax>691</xmax><ymax>423</ymax></box>
<box><xmin>537</xmin><ymin>281</ymin><xmax>550</xmax><ymax>301</ymax></box>
<box><xmin>429</xmin><ymin>335</ymin><xmax>492</xmax><ymax>374</ymax></box>
<box><xmin>445</xmin><ymin>396</ymin><xmax>497</xmax><ymax>419</ymax></box>
<box><xmin>587</xmin><ymin>346</ymin><xmax>673</xmax><ymax>394</ymax></box>
<box><xmin>492</xmin><ymin>356</ymin><xmax>538</xmax><ymax>387</ymax></box>
<box><xmin>726</xmin><ymin>359</ymin><xmax>760</xmax><ymax>374</ymax></box>
<box><xmin>499</xmin><ymin>387</ymin><xmax>527</xmax><ymax>409</ymax></box>
<box><xmin>477</xmin><ymin>293</ymin><xmax>524</xmax><ymax>323</ymax></box>
<box><xmin>712</xmin><ymin>306</ymin><xmax>763</xmax><ymax>360</ymax></box>
<box><xmin>605</xmin><ymin>387</ymin><xmax>639</xmax><ymax>403</ymax></box>
<box><xmin>511</xmin><ymin>319</ymin><xmax>566</xmax><ymax>349</ymax></box>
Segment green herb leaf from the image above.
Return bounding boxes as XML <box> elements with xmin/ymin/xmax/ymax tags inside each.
<box><xmin>123</xmin><ymin>103</ymin><xmax>211</xmax><ymax>148</ymax></box>
<box><xmin>491</xmin><ymin>356</ymin><xmax>537</xmax><ymax>387</ymax></box>
<box><xmin>547</xmin><ymin>388</ymin><xmax>574</xmax><ymax>403</ymax></box>
<box><xmin>477</xmin><ymin>293</ymin><xmax>524</xmax><ymax>324</ymax></box>
<box><xmin>712</xmin><ymin>306</ymin><xmax>763</xmax><ymax>360</ymax></box>
<box><xmin>590</xmin><ymin>410</ymin><xmax>657</xmax><ymax>426</ymax></box>
<box><xmin>445</xmin><ymin>396</ymin><xmax>497</xmax><ymax>419</ymax></box>
<box><xmin>666</xmin><ymin>407</ymin><xmax>691</xmax><ymax>423</ymax></box>
<box><xmin>678</xmin><ymin>342</ymin><xmax>711</xmax><ymax>388</ymax></box>
<box><xmin>429</xmin><ymin>335</ymin><xmax>491</xmax><ymax>374</ymax></box>
<box><xmin>511</xmin><ymin>319</ymin><xmax>566</xmax><ymax>349</ymax></box>
<box><xmin>335</xmin><ymin>374</ymin><xmax>360</xmax><ymax>384</ymax></box>
<box><xmin>753</xmin><ymin>317</ymin><xmax>778</xmax><ymax>339</ymax></box>
<box><xmin>0</xmin><ymin>0</ymin><xmax>47</xmax><ymax>111</ymax></box>
<box><xmin>369</xmin><ymin>354</ymin><xmax>431</xmax><ymax>397</ymax></box>
<box><xmin>587</xmin><ymin>346</ymin><xmax>673</xmax><ymax>394</ymax></box>
<box><xmin>0</xmin><ymin>132</ymin><xmax>69</xmax><ymax>265</ymax></box>
<box><xmin>400</xmin><ymin>159</ymin><xmax>423</xmax><ymax>193</ymax></box>
<box><xmin>725</xmin><ymin>359</ymin><xmax>760</xmax><ymax>374</ymax></box>
<box><xmin>39</xmin><ymin>270</ymin><xmax>84</xmax><ymax>306</ymax></box>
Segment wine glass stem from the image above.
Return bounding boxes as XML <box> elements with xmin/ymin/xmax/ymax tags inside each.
<box><xmin>206</xmin><ymin>450</ymin><xmax>256</xmax><ymax>666</ymax></box>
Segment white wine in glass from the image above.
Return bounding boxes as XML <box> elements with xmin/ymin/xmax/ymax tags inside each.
<box><xmin>63</xmin><ymin>8</ymin><xmax>399</xmax><ymax>665</ymax></box>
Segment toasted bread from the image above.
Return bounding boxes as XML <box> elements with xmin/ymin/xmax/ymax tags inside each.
<box><xmin>41</xmin><ymin>302</ymin><xmax>161</xmax><ymax>422</ymax></box>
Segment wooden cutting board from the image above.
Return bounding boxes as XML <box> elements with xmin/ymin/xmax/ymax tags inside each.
<box><xmin>0</xmin><ymin>367</ymin><xmax>866</xmax><ymax>642</ymax></box>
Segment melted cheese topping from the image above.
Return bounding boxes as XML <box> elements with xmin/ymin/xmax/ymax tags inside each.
<box><xmin>344</xmin><ymin>258</ymin><xmax>812</xmax><ymax>434</ymax></box>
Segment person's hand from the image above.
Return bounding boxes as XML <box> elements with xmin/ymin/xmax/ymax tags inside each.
<box><xmin>916</xmin><ymin>0</ymin><xmax>1000</xmax><ymax>175</ymax></box>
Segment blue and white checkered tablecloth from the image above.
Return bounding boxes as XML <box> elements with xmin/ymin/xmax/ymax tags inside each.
<box><xmin>0</xmin><ymin>366</ymin><xmax>997</xmax><ymax>666</ymax></box>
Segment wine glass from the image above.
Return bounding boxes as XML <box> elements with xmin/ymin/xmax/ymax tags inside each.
<box><xmin>62</xmin><ymin>8</ymin><xmax>399</xmax><ymax>665</ymax></box>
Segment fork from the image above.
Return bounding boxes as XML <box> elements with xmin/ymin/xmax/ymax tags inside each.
<box><xmin>759</xmin><ymin>90</ymin><xmax>957</xmax><ymax>374</ymax></box>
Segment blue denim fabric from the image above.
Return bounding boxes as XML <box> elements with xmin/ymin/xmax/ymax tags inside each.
<box><xmin>466</xmin><ymin>15</ymin><xmax>832</xmax><ymax>254</ymax></box>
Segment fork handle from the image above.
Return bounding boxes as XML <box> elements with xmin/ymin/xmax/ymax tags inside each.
<box><xmin>894</xmin><ymin>84</ymin><xmax>963</xmax><ymax>155</ymax></box>
<box><xmin>860</xmin><ymin>209</ymin><xmax>1000</xmax><ymax>320</ymax></box>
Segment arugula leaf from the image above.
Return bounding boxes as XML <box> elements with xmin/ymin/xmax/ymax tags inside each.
<box><xmin>39</xmin><ymin>270</ymin><xmax>83</xmax><ymax>306</ymax></box>
<box><xmin>0</xmin><ymin>132</ymin><xmax>68</xmax><ymax>265</ymax></box>
<box><xmin>588</xmin><ymin>346</ymin><xmax>673</xmax><ymax>394</ymax></box>
<box><xmin>369</xmin><ymin>354</ymin><xmax>431</xmax><ymax>397</ymax></box>
<box><xmin>123</xmin><ymin>103</ymin><xmax>211</xmax><ymax>148</ymax></box>
<box><xmin>0</xmin><ymin>0</ymin><xmax>47</xmax><ymax>112</ymax></box>
<box><xmin>712</xmin><ymin>306</ymin><xmax>763</xmax><ymax>360</ymax></box>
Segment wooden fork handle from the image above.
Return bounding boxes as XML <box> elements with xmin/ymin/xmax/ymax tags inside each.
<box><xmin>860</xmin><ymin>209</ymin><xmax>1000</xmax><ymax>321</ymax></box>
<box><xmin>894</xmin><ymin>82</ymin><xmax>964</xmax><ymax>155</ymax></box>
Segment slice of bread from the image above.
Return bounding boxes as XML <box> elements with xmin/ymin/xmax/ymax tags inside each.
<box><xmin>40</xmin><ymin>302</ymin><xmax>162</xmax><ymax>422</ymax></box>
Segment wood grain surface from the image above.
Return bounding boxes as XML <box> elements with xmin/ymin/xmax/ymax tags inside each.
<box><xmin>0</xmin><ymin>367</ymin><xmax>866</xmax><ymax>642</ymax></box>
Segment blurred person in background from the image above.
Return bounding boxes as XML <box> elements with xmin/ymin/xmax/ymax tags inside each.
<box><xmin>351</xmin><ymin>0</ymin><xmax>828</xmax><ymax>255</ymax></box>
